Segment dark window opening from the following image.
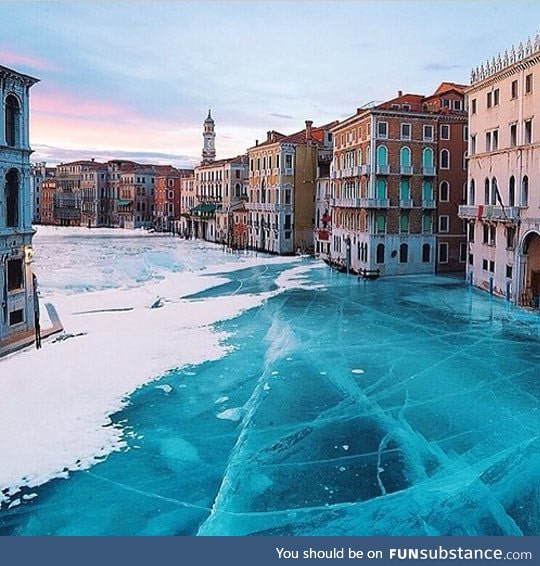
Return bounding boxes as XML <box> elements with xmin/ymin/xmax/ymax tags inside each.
<box><xmin>9</xmin><ymin>309</ymin><xmax>24</xmax><ymax>326</ymax></box>
<box><xmin>422</xmin><ymin>243</ymin><xmax>431</xmax><ymax>263</ymax></box>
<box><xmin>376</xmin><ymin>243</ymin><xmax>385</xmax><ymax>264</ymax></box>
<box><xmin>7</xmin><ymin>258</ymin><xmax>24</xmax><ymax>291</ymax></box>
<box><xmin>5</xmin><ymin>95</ymin><xmax>19</xmax><ymax>147</ymax></box>
<box><xmin>399</xmin><ymin>243</ymin><xmax>408</xmax><ymax>263</ymax></box>
<box><xmin>5</xmin><ymin>169</ymin><xmax>19</xmax><ymax>227</ymax></box>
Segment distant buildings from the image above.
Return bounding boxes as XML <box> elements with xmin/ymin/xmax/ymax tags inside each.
<box><xmin>30</xmin><ymin>162</ymin><xmax>55</xmax><ymax>223</ymax></box>
<box><xmin>0</xmin><ymin>64</ymin><xmax>39</xmax><ymax>348</ymax></box>
<box><xmin>460</xmin><ymin>36</ymin><xmax>540</xmax><ymax>307</ymax></box>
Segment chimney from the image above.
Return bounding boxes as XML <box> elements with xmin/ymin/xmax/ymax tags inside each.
<box><xmin>305</xmin><ymin>120</ymin><xmax>313</xmax><ymax>141</ymax></box>
<box><xmin>255</xmin><ymin>139</ymin><xmax>259</xmax><ymax>146</ymax></box>
<box><xmin>267</xmin><ymin>130</ymin><xmax>272</xmax><ymax>142</ymax></box>
<box><xmin>398</xmin><ymin>90</ymin><xmax>403</xmax><ymax>97</ymax></box>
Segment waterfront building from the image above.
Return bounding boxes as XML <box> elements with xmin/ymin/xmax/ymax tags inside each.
<box><xmin>179</xmin><ymin>173</ymin><xmax>196</xmax><ymax>237</ymax></box>
<box><xmin>326</xmin><ymin>84</ymin><xmax>467</xmax><ymax>276</ymax></box>
<box><xmin>30</xmin><ymin>162</ymin><xmax>55</xmax><ymax>224</ymax></box>
<box><xmin>0</xmin><ymin>64</ymin><xmax>39</xmax><ymax>347</ymax></box>
<box><xmin>80</xmin><ymin>160</ymin><xmax>108</xmax><ymax>227</ymax></box>
<box><xmin>247</xmin><ymin>121</ymin><xmax>336</xmax><ymax>255</ymax></box>
<box><xmin>40</xmin><ymin>176</ymin><xmax>56</xmax><ymax>225</ymax></box>
<box><xmin>154</xmin><ymin>167</ymin><xmax>193</xmax><ymax>233</ymax></box>
<box><xmin>460</xmin><ymin>36</ymin><xmax>540</xmax><ymax>306</ymax></box>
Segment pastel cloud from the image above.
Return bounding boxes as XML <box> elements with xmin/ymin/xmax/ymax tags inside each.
<box><xmin>0</xmin><ymin>47</ymin><xmax>60</xmax><ymax>73</ymax></box>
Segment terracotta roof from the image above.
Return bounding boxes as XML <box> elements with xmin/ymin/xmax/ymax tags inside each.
<box><xmin>431</xmin><ymin>81</ymin><xmax>467</xmax><ymax>95</ymax></box>
<box><xmin>197</xmin><ymin>154</ymin><xmax>248</xmax><ymax>169</ymax></box>
<box><xmin>250</xmin><ymin>124</ymin><xmax>330</xmax><ymax>150</ymax></box>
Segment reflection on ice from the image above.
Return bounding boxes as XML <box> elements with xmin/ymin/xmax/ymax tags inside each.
<box><xmin>1</xmin><ymin>237</ymin><xmax>539</xmax><ymax>535</ymax></box>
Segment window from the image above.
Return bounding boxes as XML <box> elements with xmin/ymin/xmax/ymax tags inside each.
<box><xmin>400</xmin><ymin>123</ymin><xmax>411</xmax><ymax>140</ymax></box>
<box><xmin>440</xmin><ymin>124</ymin><xmax>450</xmax><ymax>140</ymax></box>
<box><xmin>470</xmin><ymin>134</ymin><xmax>476</xmax><ymax>154</ymax></box>
<box><xmin>463</xmin><ymin>125</ymin><xmax>468</xmax><ymax>141</ymax></box>
<box><xmin>493</xmin><ymin>88</ymin><xmax>499</xmax><ymax>106</ymax></box>
<box><xmin>521</xmin><ymin>175</ymin><xmax>529</xmax><ymax>206</ymax></box>
<box><xmin>525</xmin><ymin>73</ymin><xmax>533</xmax><ymax>94</ymax></box>
<box><xmin>376</xmin><ymin>243</ymin><xmax>385</xmax><ymax>263</ymax></box>
<box><xmin>422</xmin><ymin>214</ymin><xmax>432</xmax><ymax>233</ymax></box>
<box><xmin>439</xmin><ymin>181</ymin><xmax>450</xmax><ymax>202</ymax></box>
<box><xmin>438</xmin><ymin>243</ymin><xmax>449</xmax><ymax>263</ymax></box>
<box><xmin>399</xmin><ymin>179</ymin><xmax>410</xmax><ymax>200</ymax></box>
<box><xmin>399</xmin><ymin>214</ymin><xmax>409</xmax><ymax>233</ymax></box>
<box><xmin>376</xmin><ymin>145</ymin><xmax>388</xmax><ymax>167</ymax></box>
<box><xmin>492</xmin><ymin>129</ymin><xmax>498</xmax><ymax>150</ymax></box>
<box><xmin>468</xmin><ymin>222</ymin><xmax>475</xmax><ymax>243</ymax></box>
<box><xmin>377</xmin><ymin>121</ymin><xmax>388</xmax><ymax>139</ymax></box>
<box><xmin>423</xmin><ymin>125</ymin><xmax>434</xmax><ymax>141</ymax></box>
<box><xmin>524</xmin><ymin>119</ymin><xmax>532</xmax><ymax>144</ymax></box>
<box><xmin>489</xmin><ymin>260</ymin><xmax>495</xmax><ymax>273</ymax></box>
<box><xmin>5</xmin><ymin>168</ymin><xmax>19</xmax><ymax>227</ymax></box>
<box><xmin>440</xmin><ymin>149</ymin><xmax>450</xmax><ymax>169</ymax></box>
<box><xmin>422</xmin><ymin>180</ymin><xmax>433</xmax><ymax>201</ymax></box>
<box><xmin>5</xmin><ymin>95</ymin><xmax>19</xmax><ymax>147</ymax></box>
<box><xmin>7</xmin><ymin>258</ymin><xmax>24</xmax><ymax>291</ymax></box>
<box><xmin>486</xmin><ymin>131</ymin><xmax>491</xmax><ymax>151</ymax></box>
<box><xmin>285</xmin><ymin>154</ymin><xmax>293</xmax><ymax>169</ymax></box>
<box><xmin>438</xmin><ymin>215</ymin><xmax>449</xmax><ymax>233</ymax></box>
<box><xmin>399</xmin><ymin>146</ymin><xmax>411</xmax><ymax>168</ymax></box>
<box><xmin>506</xmin><ymin>226</ymin><xmax>515</xmax><ymax>249</ymax></box>
<box><xmin>487</xmin><ymin>92</ymin><xmax>492</xmax><ymax>108</ymax></box>
<box><xmin>491</xmin><ymin>177</ymin><xmax>499</xmax><ymax>206</ymax></box>
<box><xmin>375</xmin><ymin>214</ymin><xmax>386</xmax><ymax>234</ymax></box>
<box><xmin>422</xmin><ymin>243</ymin><xmax>431</xmax><ymax>263</ymax></box>
<box><xmin>376</xmin><ymin>178</ymin><xmax>387</xmax><ymax>199</ymax></box>
<box><xmin>506</xmin><ymin>265</ymin><xmax>513</xmax><ymax>279</ymax></box>
<box><xmin>399</xmin><ymin>243</ymin><xmax>408</xmax><ymax>263</ymax></box>
<box><xmin>284</xmin><ymin>188</ymin><xmax>291</xmax><ymax>204</ymax></box>
<box><xmin>510</xmin><ymin>123</ymin><xmax>517</xmax><ymax>147</ymax></box>
<box><xmin>402</xmin><ymin>104</ymin><xmax>411</xmax><ymax>111</ymax></box>
<box><xmin>509</xmin><ymin>176</ymin><xmax>515</xmax><ymax>206</ymax></box>
<box><xmin>484</xmin><ymin>178</ymin><xmax>490</xmax><ymax>205</ymax></box>
<box><xmin>483</xmin><ymin>258</ymin><xmax>489</xmax><ymax>271</ymax></box>
<box><xmin>511</xmin><ymin>80</ymin><xmax>518</xmax><ymax>99</ymax></box>
<box><xmin>422</xmin><ymin>148</ymin><xmax>434</xmax><ymax>168</ymax></box>
<box><xmin>472</xmin><ymin>99</ymin><xmax>477</xmax><ymax>114</ymax></box>
<box><xmin>459</xmin><ymin>242</ymin><xmax>467</xmax><ymax>263</ymax></box>
<box><xmin>9</xmin><ymin>309</ymin><xmax>24</xmax><ymax>326</ymax></box>
<box><xmin>453</xmin><ymin>99</ymin><xmax>462</xmax><ymax>111</ymax></box>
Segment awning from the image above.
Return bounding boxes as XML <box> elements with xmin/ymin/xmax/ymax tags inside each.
<box><xmin>117</xmin><ymin>199</ymin><xmax>133</xmax><ymax>206</ymax></box>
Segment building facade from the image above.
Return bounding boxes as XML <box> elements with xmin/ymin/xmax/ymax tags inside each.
<box><xmin>154</xmin><ymin>167</ymin><xmax>193</xmax><ymax>233</ymax></box>
<box><xmin>326</xmin><ymin>84</ymin><xmax>467</xmax><ymax>276</ymax></box>
<box><xmin>247</xmin><ymin>121</ymin><xmax>335</xmax><ymax>255</ymax></box>
<box><xmin>0</xmin><ymin>64</ymin><xmax>39</xmax><ymax>347</ymax></box>
<box><xmin>460</xmin><ymin>36</ymin><xmax>540</xmax><ymax>307</ymax></box>
<box><xmin>30</xmin><ymin>162</ymin><xmax>55</xmax><ymax>224</ymax></box>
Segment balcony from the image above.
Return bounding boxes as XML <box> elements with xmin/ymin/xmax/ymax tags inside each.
<box><xmin>422</xmin><ymin>199</ymin><xmax>436</xmax><ymax>209</ymax></box>
<box><xmin>358</xmin><ymin>164</ymin><xmax>370</xmax><ymax>176</ymax></box>
<box><xmin>376</xmin><ymin>164</ymin><xmax>390</xmax><ymax>175</ymax></box>
<box><xmin>399</xmin><ymin>199</ymin><xmax>414</xmax><ymax>208</ymax></box>
<box><xmin>331</xmin><ymin>197</ymin><xmax>362</xmax><ymax>208</ymax></box>
<box><xmin>458</xmin><ymin>205</ymin><xmax>521</xmax><ymax>221</ymax></box>
<box><xmin>283</xmin><ymin>167</ymin><xmax>293</xmax><ymax>176</ymax></box>
<box><xmin>400</xmin><ymin>166</ymin><xmax>413</xmax><ymax>175</ymax></box>
<box><xmin>342</xmin><ymin>167</ymin><xmax>354</xmax><ymax>178</ymax></box>
<box><xmin>422</xmin><ymin>166</ymin><xmax>436</xmax><ymax>176</ymax></box>
<box><xmin>359</xmin><ymin>198</ymin><xmax>390</xmax><ymax>208</ymax></box>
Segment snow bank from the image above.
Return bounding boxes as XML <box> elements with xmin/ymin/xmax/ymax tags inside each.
<box><xmin>0</xmin><ymin>229</ymin><xmax>305</xmax><ymax>505</ymax></box>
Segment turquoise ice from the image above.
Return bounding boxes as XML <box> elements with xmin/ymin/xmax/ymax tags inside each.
<box><xmin>1</xmin><ymin>260</ymin><xmax>539</xmax><ymax>535</ymax></box>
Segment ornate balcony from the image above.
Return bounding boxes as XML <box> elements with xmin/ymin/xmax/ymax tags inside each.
<box><xmin>458</xmin><ymin>205</ymin><xmax>521</xmax><ymax>221</ymax></box>
<box><xmin>400</xmin><ymin>166</ymin><xmax>413</xmax><ymax>175</ymax></box>
<box><xmin>422</xmin><ymin>166</ymin><xmax>436</xmax><ymax>176</ymax></box>
<box><xmin>376</xmin><ymin>164</ymin><xmax>390</xmax><ymax>175</ymax></box>
<box><xmin>359</xmin><ymin>198</ymin><xmax>390</xmax><ymax>208</ymax></box>
<box><xmin>422</xmin><ymin>199</ymin><xmax>436</xmax><ymax>209</ymax></box>
<box><xmin>399</xmin><ymin>199</ymin><xmax>414</xmax><ymax>208</ymax></box>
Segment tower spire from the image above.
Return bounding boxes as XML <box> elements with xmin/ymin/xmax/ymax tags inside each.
<box><xmin>202</xmin><ymin>109</ymin><xmax>216</xmax><ymax>164</ymax></box>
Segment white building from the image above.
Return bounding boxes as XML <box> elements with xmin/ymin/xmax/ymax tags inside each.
<box><xmin>461</xmin><ymin>36</ymin><xmax>540</xmax><ymax>307</ymax></box>
<box><xmin>0</xmin><ymin>64</ymin><xmax>39</xmax><ymax>347</ymax></box>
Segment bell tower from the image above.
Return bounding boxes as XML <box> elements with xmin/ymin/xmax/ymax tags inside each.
<box><xmin>202</xmin><ymin>109</ymin><xmax>216</xmax><ymax>164</ymax></box>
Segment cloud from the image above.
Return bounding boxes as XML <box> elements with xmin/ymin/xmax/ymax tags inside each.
<box><xmin>269</xmin><ymin>113</ymin><xmax>294</xmax><ymax>120</ymax></box>
<box><xmin>31</xmin><ymin>144</ymin><xmax>199</xmax><ymax>168</ymax></box>
<box><xmin>0</xmin><ymin>47</ymin><xmax>61</xmax><ymax>73</ymax></box>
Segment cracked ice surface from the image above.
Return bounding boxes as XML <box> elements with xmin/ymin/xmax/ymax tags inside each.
<box><xmin>1</xmin><ymin>227</ymin><xmax>539</xmax><ymax>536</ymax></box>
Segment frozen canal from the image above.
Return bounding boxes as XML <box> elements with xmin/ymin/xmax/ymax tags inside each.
<box><xmin>1</xmin><ymin>227</ymin><xmax>539</xmax><ymax>535</ymax></box>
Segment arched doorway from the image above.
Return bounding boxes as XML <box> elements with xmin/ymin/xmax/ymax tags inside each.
<box><xmin>520</xmin><ymin>231</ymin><xmax>540</xmax><ymax>307</ymax></box>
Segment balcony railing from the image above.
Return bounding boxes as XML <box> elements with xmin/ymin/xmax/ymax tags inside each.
<box><xmin>331</xmin><ymin>197</ymin><xmax>362</xmax><ymax>208</ymax></box>
<box><xmin>400</xmin><ymin>166</ymin><xmax>413</xmax><ymax>175</ymax></box>
<box><xmin>376</xmin><ymin>164</ymin><xmax>390</xmax><ymax>175</ymax></box>
<box><xmin>359</xmin><ymin>198</ymin><xmax>390</xmax><ymax>208</ymax></box>
<box><xmin>423</xmin><ymin>166</ymin><xmax>436</xmax><ymax>176</ymax></box>
<box><xmin>399</xmin><ymin>199</ymin><xmax>414</xmax><ymax>208</ymax></box>
<box><xmin>422</xmin><ymin>199</ymin><xmax>436</xmax><ymax>209</ymax></box>
<box><xmin>458</xmin><ymin>205</ymin><xmax>521</xmax><ymax>221</ymax></box>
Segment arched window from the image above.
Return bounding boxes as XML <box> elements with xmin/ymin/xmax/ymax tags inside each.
<box><xmin>5</xmin><ymin>95</ymin><xmax>20</xmax><ymax>147</ymax></box>
<box><xmin>357</xmin><ymin>148</ymin><xmax>362</xmax><ymax>166</ymax></box>
<box><xmin>440</xmin><ymin>149</ymin><xmax>450</xmax><ymax>169</ymax></box>
<box><xmin>399</xmin><ymin>213</ymin><xmax>409</xmax><ymax>233</ymax></box>
<box><xmin>400</xmin><ymin>146</ymin><xmax>411</xmax><ymax>167</ymax></box>
<box><xmin>235</xmin><ymin>182</ymin><xmax>241</xmax><ymax>197</ymax></box>
<box><xmin>508</xmin><ymin>176</ymin><xmax>515</xmax><ymax>206</ymax></box>
<box><xmin>422</xmin><ymin>180</ymin><xmax>432</xmax><ymax>200</ymax></box>
<box><xmin>491</xmin><ymin>177</ymin><xmax>499</xmax><ymax>205</ymax></box>
<box><xmin>469</xmin><ymin>179</ymin><xmax>476</xmax><ymax>205</ymax></box>
<box><xmin>375</xmin><ymin>214</ymin><xmax>386</xmax><ymax>234</ymax></box>
<box><xmin>422</xmin><ymin>243</ymin><xmax>431</xmax><ymax>262</ymax></box>
<box><xmin>376</xmin><ymin>243</ymin><xmax>385</xmax><ymax>263</ymax></box>
<box><xmin>439</xmin><ymin>181</ymin><xmax>450</xmax><ymax>202</ymax></box>
<box><xmin>484</xmin><ymin>178</ymin><xmax>490</xmax><ymax>205</ymax></box>
<box><xmin>399</xmin><ymin>243</ymin><xmax>408</xmax><ymax>263</ymax></box>
<box><xmin>261</xmin><ymin>179</ymin><xmax>266</xmax><ymax>203</ymax></box>
<box><xmin>399</xmin><ymin>179</ymin><xmax>410</xmax><ymax>200</ymax></box>
<box><xmin>5</xmin><ymin>168</ymin><xmax>19</xmax><ymax>227</ymax></box>
<box><xmin>376</xmin><ymin>178</ymin><xmax>387</xmax><ymax>199</ymax></box>
<box><xmin>422</xmin><ymin>147</ymin><xmax>434</xmax><ymax>168</ymax></box>
<box><xmin>521</xmin><ymin>175</ymin><xmax>529</xmax><ymax>206</ymax></box>
<box><xmin>422</xmin><ymin>213</ymin><xmax>432</xmax><ymax>233</ymax></box>
<box><xmin>376</xmin><ymin>145</ymin><xmax>388</xmax><ymax>166</ymax></box>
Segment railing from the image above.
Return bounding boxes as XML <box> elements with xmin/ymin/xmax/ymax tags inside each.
<box><xmin>422</xmin><ymin>199</ymin><xmax>436</xmax><ymax>209</ymax></box>
<box><xmin>400</xmin><ymin>166</ymin><xmax>413</xmax><ymax>175</ymax></box>
<box><xmin>399</xmin><ymin>199</ymin><xmax>414</xmax><ymax>208</ymax></box>
<box><xmin>423</xmin><ymin>166</ymin><xmax>436</xmax><ymax>176</ymax></box>
<box><xmin>331</xmin><ymin>198</ymin><xmax>362</xmax><ymax>208</ymax></box>
<box><xmin>458</xmin><ymin>205</ymin><xmax>521</xmax><ymax>221</ymax></box>
<box><xmin>359</xmin><ymin>198</ymin><xmax>390</xmax><ymax>208</ymax></box>
<box><xmin>376</xmin><ymin>164</ymin><xmax>390</xmax><ymax>174</ymax></box>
